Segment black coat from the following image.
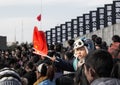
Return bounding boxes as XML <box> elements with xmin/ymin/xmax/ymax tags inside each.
<box><xmin>74</xmin><ymin>64</ymin><xmax>89</xmax><ymax>85</ymax></box>
<box><xmin>23</xmin><ymin>71</ymin><xmax>36</xmax><ymax>85</ymax></box>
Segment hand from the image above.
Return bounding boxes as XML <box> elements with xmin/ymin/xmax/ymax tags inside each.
<box><xmin>49</xmin><ymin>55</ymin><xmax>56</xmax><ymax>62</ymax></box>
<box><xmin>78</xmin><ymin>59</ymin><xmax>85</xmax><ymax>67</ymax></box>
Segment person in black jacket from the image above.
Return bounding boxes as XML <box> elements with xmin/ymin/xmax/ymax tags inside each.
<box><xmin>51</xmin><ymin>38</ymin><xmax>95</xmax><ymax>72</ymax></box>
<box><xmin>23</xmin><ymin>62</ymin><xmax>36</xmax><ymax>85</ymax></box>
<box><xmin>50</xmin><ymin>38</ymin><xmax>94</xmax><ymax>85</ymax></box>
<box><xmin>84</xmin><ymin>50</ymin><xmax>120</xmax><ymax>85</ymax></box>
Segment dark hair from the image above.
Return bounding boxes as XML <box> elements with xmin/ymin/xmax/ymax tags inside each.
<box><xmin>91</xmin><ymin>34</ymin><xmax>98</xmax><ymax>42</ymax></box>
<box><xmin>95</xmin><ymin>37</ymin><xmax>102</xmax><ymax>45</ymax></box>
<box><xmin>101</xmin><ymin>41</ymin><xmax>108</xmax><ymax>50</ymax></box>
<box><xmin>25</xmin><ymin>62</ymin><xmax>34</xmax><ymax>70</ymax></box>
<box><xmin>65</xmin><ymin>51</ymin><xmax>74</xmax><ymax>60</ymax></box>
<box><xmin>47</xmin><ymin>51</ymin><xmax>56</xmax><ymax>57</ymax></box>
<box><xmin>68</xmin><ymin>39</ymin><xmax>75</xmax><ymax>46</ymax></box>
<box><xmin>47</xmin><ymin>65</ymin><xmax>55</xmax><ymax>81</ymax></box>
<box><xmin>112</xmin><ymin>35</ymin><xmax>120</xmax><ymax>43</ymax></box>
<box><xmin>111</xmin><ymin>62</ymin><xmax>120</xmax><ymax>79</ymax></box>
<box><xmin>4</xmin><ymin>58</ymin><xmax>17</xmax><ymax>68</ymax></box>
<box><xmin>48</xmin><ymin>44</ymin><xmax>55</xmax><ymax>50</ymax></box>
<box><xmin>54</xmin><ymin>43</ymin><xmax>62</xmax><ymax>52</ymax></box>
<box><xmin>85</xmin><ymin>49</ymin><xmax>113</xmax><ymax>77</ymax></box>
<box><xmin>111</xmin><ymin>58</ymin><xmax>120</xmax><ymax>79</ymax></box>
<box><xmin>17</xmin><ymin>67</ymin><xmax>26</xmax><ymax>77</ymax></box>
<box><xmin>56</xmin><ymin>76</ymin><xmax>74</xmax><ymax>85</ymax></box>
<box><xmin>40</xmin><ymin>64</ymin><xmax>47</xmax><ymax>76</ymax></box>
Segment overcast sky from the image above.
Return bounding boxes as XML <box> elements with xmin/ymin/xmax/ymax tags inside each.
<box><xmin>0</xmin><ymin>0</ymin><xmax>113</xmax><ymax>44</ymax></box>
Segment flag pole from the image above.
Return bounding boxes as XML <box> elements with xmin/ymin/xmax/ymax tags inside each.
<box><xmin>40</xmin><ymin>0</ymin><xmax>42</xmax><ymax>29</ymax></box>
<box><xmin>21</xmin><ymin>20</ymin><xmax>24</xmax><ymax>43</ymax></box>
<box><xmin>14</xmin><ymin>27</ymin><xmax>16</xmax><ymax>43</ymax></box>
<box><xmin>33</xmin><ymin>48</ymin><xmax>59</xmax><ymax>62</ymax></box>
<box><xmin>46</xmin><ymin>56</ymin><xmax>59</xmax><ymax>62</ymax></box>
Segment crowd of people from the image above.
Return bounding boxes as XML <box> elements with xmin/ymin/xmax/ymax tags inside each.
<box><xmin>0</xmin><ymin>34</ymin><xmax>120</xmax><ymax>85</ymax></box>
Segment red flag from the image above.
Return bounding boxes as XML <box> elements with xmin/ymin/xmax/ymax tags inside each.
<box><xmin>33</xmin><ymin>26</ymin><xmax>48</xmax><ymax>56</ymax></box>
<box><xmin>37</xmin><ymin>14</ymin><xmax>41</xmax><ymax>21</ymax></box>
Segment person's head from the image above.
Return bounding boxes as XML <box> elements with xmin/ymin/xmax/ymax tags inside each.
<box><xmin>37</xmin><ymin>63</ymin><xmax>47</xmax><ymax>78</ymax></box>
<box><xmin>64</xmin><ymin>51</ymin><xmax>74</xmax><ymax>61</ymax></box>
<box><xmin>101</xmin><ymin>41</ymin><xmax>108</xmax><ymax>50</ymax></box>
<box><xmin>91</xmin><ymin>34</ymin><xmax>98</xmax><ymax>42</ymax></box>
<box><xmin>25</xmin><ymin>62</ymin><xmax>34</xmax><ymax>72</ymax></box>
<box><xmin>48</xmin><ymin>44</ymin><xmax>55</xmax><ymax>51</ymax></box>
<box><xmin>4</xmin><ymin>58</ymin><xmax>17</xmax><ymax>68</ymax></box>
<box><xmin>68</xmin><ymin>39</ymin><xmax>75</xmax><ymax>47</ymax></box>
<box><xmin>84</xmin><ymin>50</ymin><xmax>113</xmax><ymax>84</ymax></box>
<box><xmin>108</xmin><ymin>42</ymin><xmax>120</xmax><ymax>58</ymax></box>
<box><xmin>95</xmin><ymin>37</ymin><xmax>102</xmax><ymax>45</ymax></box>
<box><xmin>36</xmin><ymin>63</ymin><xmax>47</xmax><ymax>79</ymax></box>
<box><xmin>37</xmin><ymin>63</ymin><xmax>55</xmax><ymax>81</ymax></box>
<box><xmin>112</xmin><ymin>35</ymin><xmax>120</xmax><ymax>43</ymax></box>
<box><xmin>54</xmin><ymin>43</ymin><xmax>62</xmax><ymax>52</ymax></box>
<box><xmin>74</xmin><ymin>38</ymin><xmax>94</xmax><ymax>60</ymax></box>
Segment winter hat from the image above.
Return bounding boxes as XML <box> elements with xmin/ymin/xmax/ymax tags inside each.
<box><xmin>74</xmin><ymin>39</ymin><xmax>84</xmax><ymax>49</ymax></box>
<box><xmin>73</xmin><ymin>38</ymin><xmax>95</xmax><ymax>71</ymax></box>
<box><xmin>37</xmin><ymin>63</ymin><xmax>47</xmax><ymax>76</ymax></box>
<box><xmin>0</xmin><ymin>68</ymin><xmax>22</xmax><ymax>85</ymax></box>
<box><xmin>37</xmin><ymin>63</ymin><xmax>44</xmax><ymax>73</ymax></box>
<box><xmin>74</xmin><ymin>38</ymin><xmax>95</xmax><ymax>53</ymax></box>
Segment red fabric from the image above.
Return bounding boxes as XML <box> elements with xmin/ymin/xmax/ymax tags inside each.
<box><xmin>37</xmin><ymin>14</ymin><xmax>41</xmax><ymax>21</ymax></box>
<box><xmin>33</xmin><ymin>26</ymin><xmax>48</xmax><ymax>56</ymax></box>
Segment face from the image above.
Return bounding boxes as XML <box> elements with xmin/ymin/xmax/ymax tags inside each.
<box><xmin>74</xmin><ymin>46</ymin><xmax>87</xmax><ymax>60</ymax></box>
<box><xmin>95</xmin><ymin>45</ymin><xmax>101</xmax><ymax>50</ymax></box>
<box><xmin>64</xmin><ymin>55</ymin><xmax>68</xmax><ymax>60</ymax></box>
<box><xmin>25</xmin><ymin>66</ymin><xmax>29</xmax><ymax>72</ymax></box>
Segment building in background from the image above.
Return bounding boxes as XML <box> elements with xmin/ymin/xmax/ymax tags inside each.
<box><xmin>0</xmin><ymin>36</ymin><xmax>7</xmax><ymax>50</ymax></box>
